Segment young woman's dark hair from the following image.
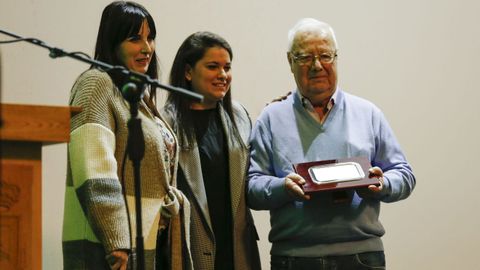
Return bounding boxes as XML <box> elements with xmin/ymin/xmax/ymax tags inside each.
<box><xmin>167</xmin><ymin>31</ymin><xmax>236</xmax><ymax>146</ymax></box>
<box><xmin>93</xmin><ymin>1</ymin><xmax>159</xmax><ymax>104</ymax></box>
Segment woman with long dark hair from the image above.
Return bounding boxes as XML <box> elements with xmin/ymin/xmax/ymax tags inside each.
<box><xmin>62</xmin><ymin>2</ymin><xmax>190</xmax><ymax>269</ymax></box>
<box><xmin>162</xmin><ymin>31</ymin><xmax>261</xmax><ymax>270</ymax></box>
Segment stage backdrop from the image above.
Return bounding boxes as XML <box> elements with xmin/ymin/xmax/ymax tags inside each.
<box><xmin>1</xmin><ymin>0</ymin><xmax>479</xmax><ymax>269</ymax></box>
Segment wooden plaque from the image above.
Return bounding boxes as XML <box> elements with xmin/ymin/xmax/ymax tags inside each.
<box><xmin>293</xmin><ymin>156</ymin><xmax>380</xmax><ymax>193</ymax></box>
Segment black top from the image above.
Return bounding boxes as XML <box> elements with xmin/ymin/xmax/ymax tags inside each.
<box><xmin>178</xmin><ymin>108</ymin><xmax>233</xmax><ymax>269</ymax></box>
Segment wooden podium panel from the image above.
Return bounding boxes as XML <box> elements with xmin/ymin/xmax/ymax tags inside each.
<box><xmin>0</xmin><ymin>103</ymin><xmax>79</xmax><ymax>143</ymax></box>
<box><xmin>0</xmin><ymin>159</ymin><xmax>40</xmax><ymax>269</ymax></box>
<box><xmin>0</xmin><ymin>103</ymin><xmax>78</xmax><ymax>270</ymax></box>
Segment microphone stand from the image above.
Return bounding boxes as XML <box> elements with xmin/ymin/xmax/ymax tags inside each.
<box><xmin>122</xmin><ymin>82</ymin><xmax>146</xmax><ymax>270</ymax></box>
<box><xmin>0</xmin><ymin>28</ymin><xmax>203</xmax><ymax>101</ymax></box>
<box><xmin>1</xmin><ymin>28</ymin><xmax>203</xmax><ymax>270</ymax></box>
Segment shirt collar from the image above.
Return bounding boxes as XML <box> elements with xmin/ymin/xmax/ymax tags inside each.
<box><xmin>296</xmin><ymin>88</ymin><xmax>338</xmax><ymax>111</ymax></box>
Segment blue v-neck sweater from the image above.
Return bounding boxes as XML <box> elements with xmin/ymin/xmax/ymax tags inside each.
<box><xmin>247</xmin><ymin>89</ymin><xmax>415</xmax><ymax>257</ymax></box>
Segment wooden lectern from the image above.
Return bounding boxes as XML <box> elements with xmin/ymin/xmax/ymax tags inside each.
<box><xmin>0</xmin><ymin>103</ymin><xmax>79</xmax><ymax>270</ymax></box>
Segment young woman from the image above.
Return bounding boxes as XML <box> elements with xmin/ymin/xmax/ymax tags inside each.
<box><xmin>62</xmin><ymin>2</ymin><xmax>190</xmax><ymax>269</ymax></box>
<box><xmin>162</xmin><ymin>31</ymin><xmax>261</xmax><ymax>270</ymax></box>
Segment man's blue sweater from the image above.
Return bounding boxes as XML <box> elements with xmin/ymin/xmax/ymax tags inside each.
<box><xmin>247</xmin><ymin>89</ymin><xmax>415</xmax><ymax>257</ymax></box>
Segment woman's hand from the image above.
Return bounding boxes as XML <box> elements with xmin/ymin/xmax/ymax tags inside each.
<box><xmin>106</xmin><ymin>250</ymin><xmax>129</xmax><ymax>270</ymax></box>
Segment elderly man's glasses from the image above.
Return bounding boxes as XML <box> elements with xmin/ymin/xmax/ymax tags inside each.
<box><xmin>291</xmin><ymin>51</ymin><xmax>337</xmax><ymax>66</ymax></box>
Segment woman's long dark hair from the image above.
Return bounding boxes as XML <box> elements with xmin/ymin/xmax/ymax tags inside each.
<box><xmin>167</xmin><ymin>31</ymin><xmax>235</xmax><ymax>146</ymax></box>
<box><xmin>93</xmin><ymin>1</ymin><xmax>159</xmax><ymax>106</ymax></box>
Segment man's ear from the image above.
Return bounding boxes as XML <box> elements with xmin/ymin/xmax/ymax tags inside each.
<box><xmin>287</xmin><ymin>52</ymin><xmax>294</xmax><ymax>73</ymax></box>
<box><xmin>185</xmin><ymin>64</ymin><xmax>192</xmax><ymax>81</ymax></box>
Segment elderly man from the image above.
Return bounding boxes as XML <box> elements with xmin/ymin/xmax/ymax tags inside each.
<box><xmin>247</xmin><ymin>18</ymin><xmax>416</xmax><ymax>270</ymax></box>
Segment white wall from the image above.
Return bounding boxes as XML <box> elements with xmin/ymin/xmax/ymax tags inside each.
<box><xmin>1</xmin><ymin>0</ymin><xmax>480</xmax><ymax>269</ymax></box>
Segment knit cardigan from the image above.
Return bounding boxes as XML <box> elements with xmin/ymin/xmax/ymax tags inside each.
<box><xmin>62</xmin><ymin>68</ymin><xmax>192</xmax><ymax>269</ymax></box>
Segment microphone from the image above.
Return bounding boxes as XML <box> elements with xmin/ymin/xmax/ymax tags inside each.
<box><xmin>121</xmin><ymin>82</ymin><xmax>145</xmax><ymax>103</ymax></box>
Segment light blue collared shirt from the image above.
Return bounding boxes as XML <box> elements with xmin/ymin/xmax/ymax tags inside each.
<box><xmin>297</xmin><ymin>88</ymin><xmax>338</xmax><ymax>124</ymax></box>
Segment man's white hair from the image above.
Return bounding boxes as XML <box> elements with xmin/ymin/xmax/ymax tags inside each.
<box><xmin>287</xmin><ymin>18</ymin><xmax>338</xmax><ymax>52</ymax></box>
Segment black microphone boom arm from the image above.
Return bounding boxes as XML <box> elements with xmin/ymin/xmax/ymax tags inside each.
<box><xmin>0</xmin><ymin>28</ymin><xmax>203</xmax><ymax>101</ymax></box>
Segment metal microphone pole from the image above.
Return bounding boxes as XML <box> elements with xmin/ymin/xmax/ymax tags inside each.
<box><xmin>122</xmin><ymin>82</ymin><xmax>146</xmax><ymax>270</ymax></box>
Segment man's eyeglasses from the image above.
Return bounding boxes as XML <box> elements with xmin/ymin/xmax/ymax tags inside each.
<box><xmin>290</xmin><ymin>51</ymin><xmax>337</xmax><ymax>66</ymax></box>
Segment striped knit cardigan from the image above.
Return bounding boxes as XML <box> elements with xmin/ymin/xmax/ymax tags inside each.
<box><xmin>62</xmin><ymin>68</ymin><xmax>192</xmax><ymax>269</ymax></box>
